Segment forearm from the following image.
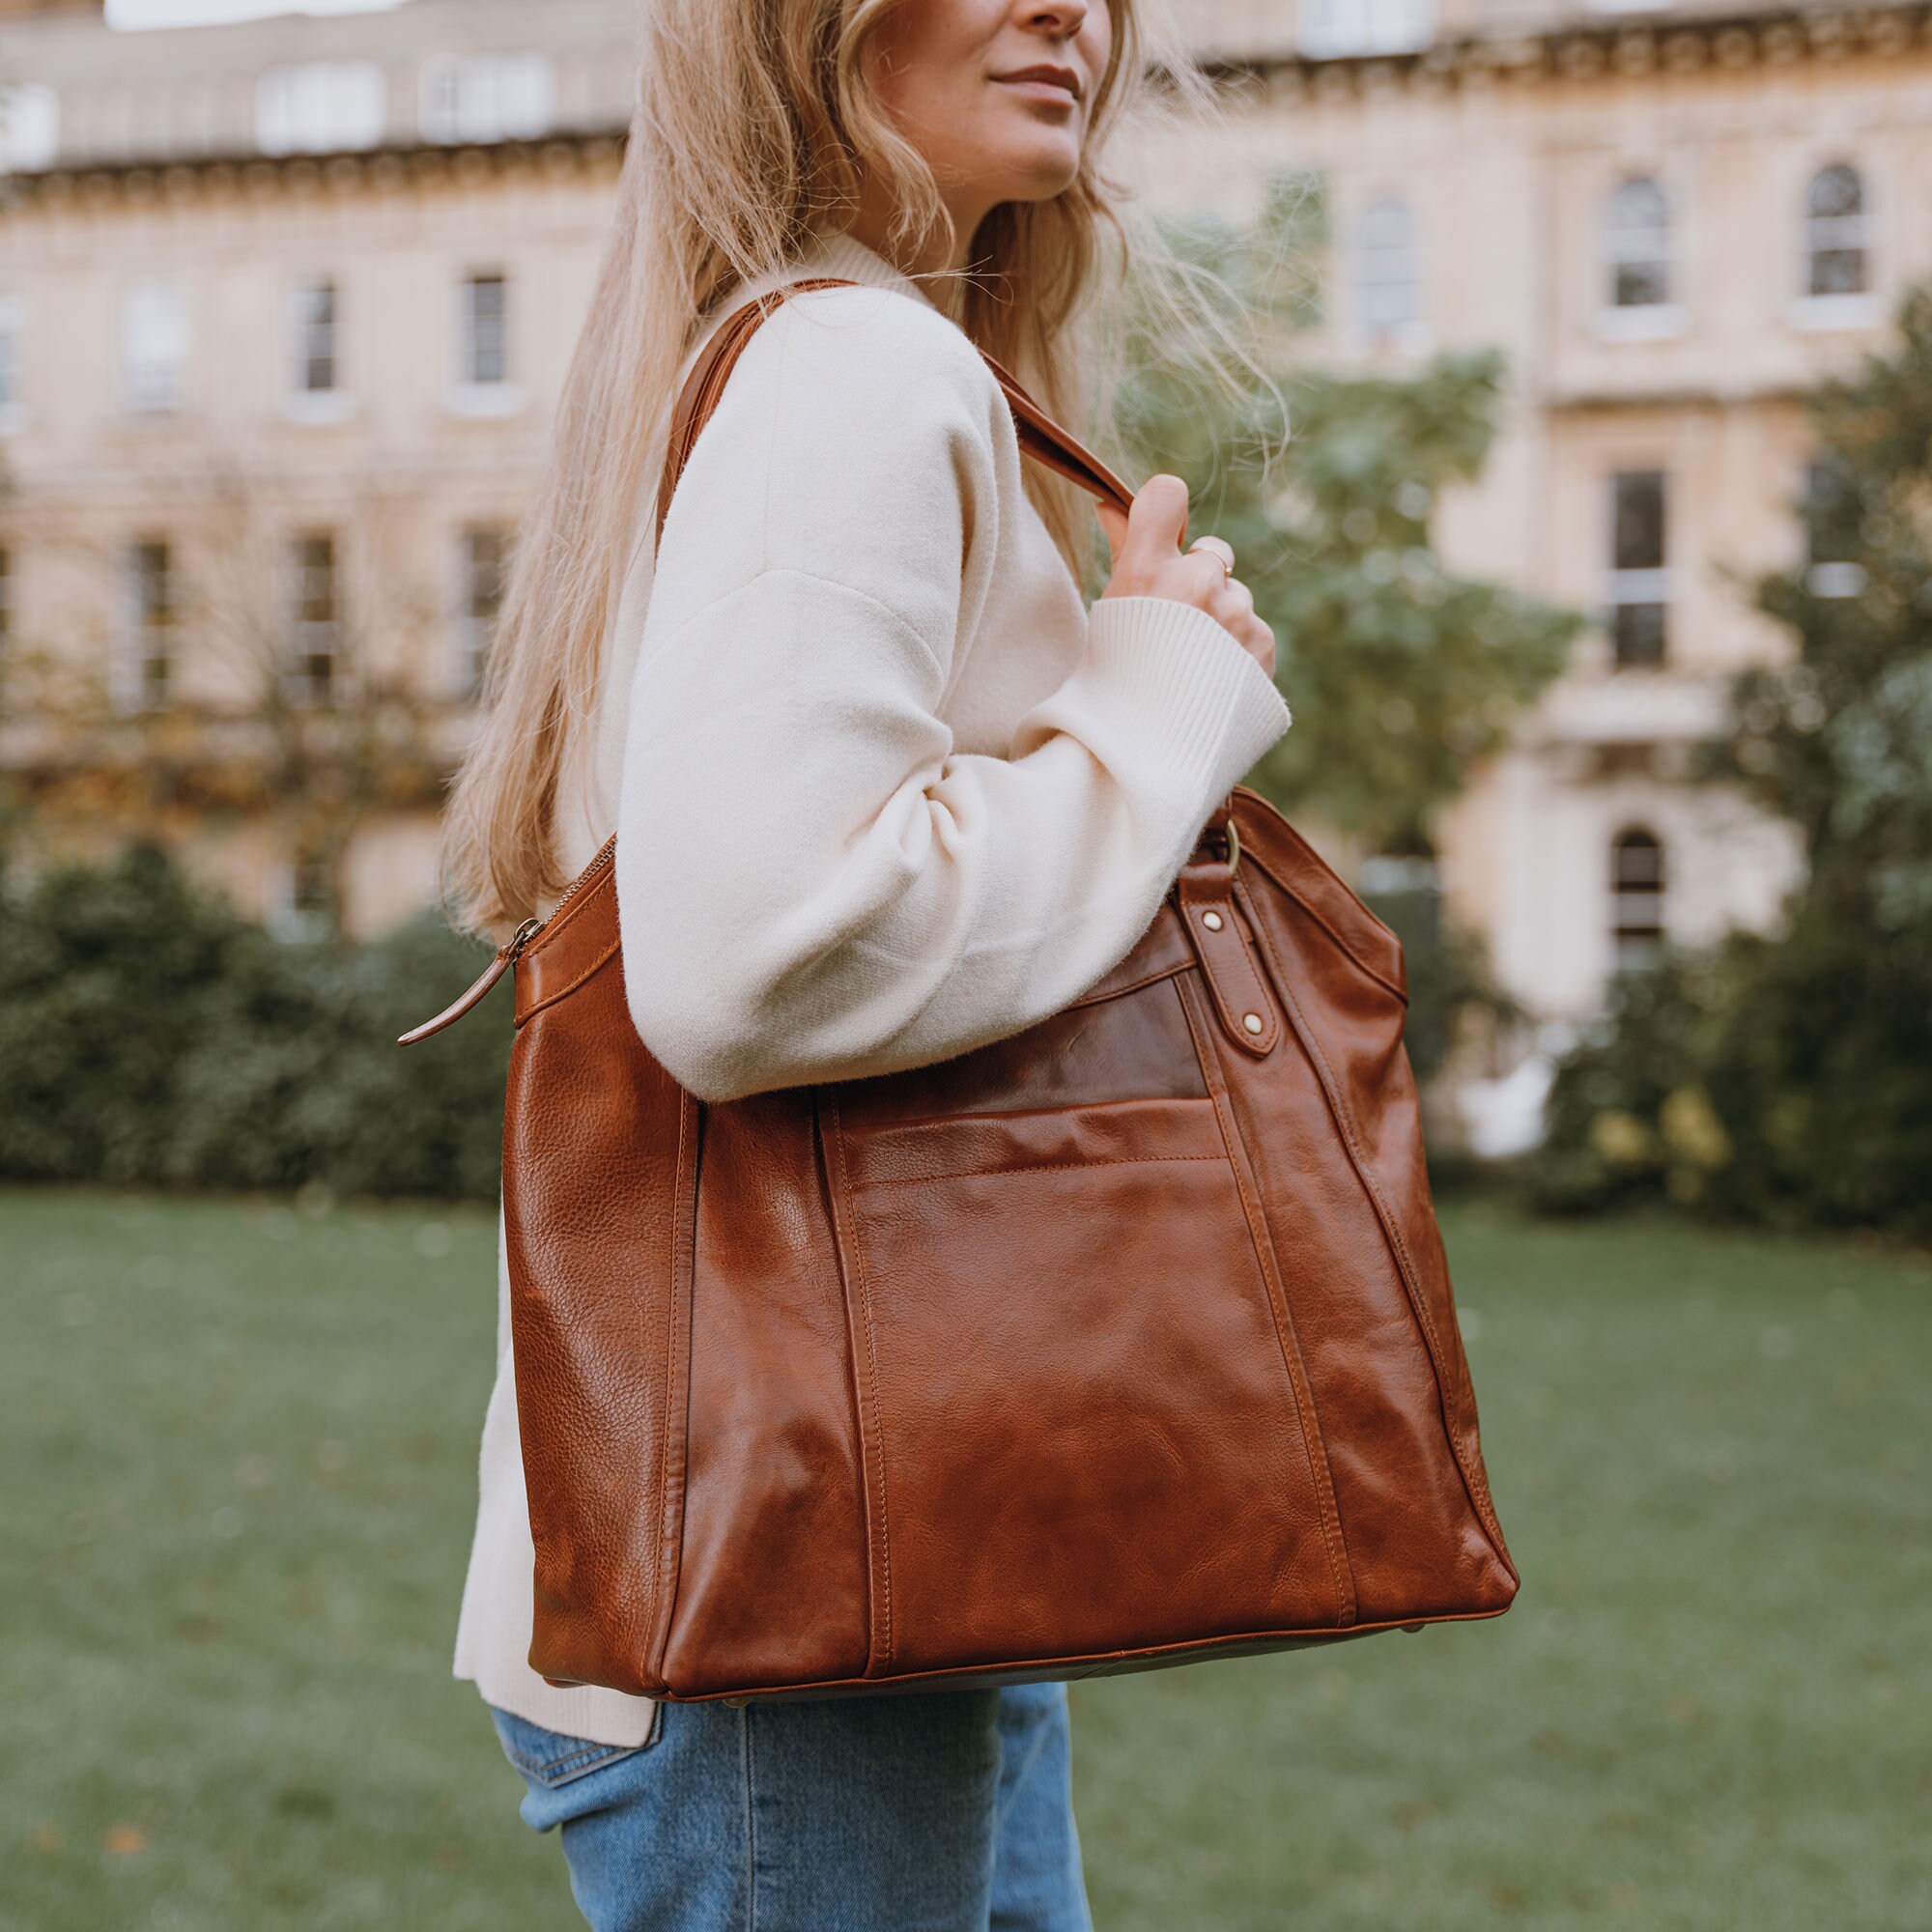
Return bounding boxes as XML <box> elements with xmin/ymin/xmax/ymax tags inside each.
<box><xmin>614</xmin><ymin>575</ymin><xmax>1288</xmax><ymax>1103</ymax></box>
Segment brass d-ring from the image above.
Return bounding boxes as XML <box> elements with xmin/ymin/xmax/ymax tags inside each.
<box><xmin>1223</xmin><ymin>817</ymin><xmax>1240</xmax><ymax>875</ymax></box>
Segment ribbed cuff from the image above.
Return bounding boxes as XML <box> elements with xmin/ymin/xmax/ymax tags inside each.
<box><xmin>1080</xmin><ymin>593</ymin><xmax>1292</xmax><ymax>795</ymax></box>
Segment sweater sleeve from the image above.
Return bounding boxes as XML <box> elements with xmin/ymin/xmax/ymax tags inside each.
<box><xmin>613</xmin><ymin>286</ymin><xmax>1291</xmax><ymax>1104</ymax></box>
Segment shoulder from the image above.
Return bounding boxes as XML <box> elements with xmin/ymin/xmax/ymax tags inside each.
<box><xmin>716</xmin><ymin>282</ymin><xmax>1005</xmax><ymax>449</ymax></box>
<box><xmin>651</xmin><ymin>285</ymin><xmax>1008</xmax><ymax>651</ymax></box>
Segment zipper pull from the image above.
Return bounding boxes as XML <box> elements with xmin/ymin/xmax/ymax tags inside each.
<box><xmin>397</xmin><ymin>917</ymin><xmax>541</xmax><ymax>1047</ymax></box>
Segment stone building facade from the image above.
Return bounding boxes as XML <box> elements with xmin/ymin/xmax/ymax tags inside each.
<box><xmin>2</xmin><ymin>0</ymin><xmax>1922</xmax><ymax>1031</ymax></box>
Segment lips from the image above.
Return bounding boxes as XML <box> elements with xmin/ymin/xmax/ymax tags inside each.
<box><xmin>993</xmin><ymin>65</ymin><xmax>1084</xmax><ymax>102</ymax></box>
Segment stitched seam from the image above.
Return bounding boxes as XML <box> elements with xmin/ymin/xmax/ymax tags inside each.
<box><xmin>677</xmin><ymin>1607</ymin><xmax>1511</xmax><ymax>1698</ymax></box>
<box><xmin>742</xmin><ymin>1707</ymin><xmax>756</xmax><ymax>1932</ymax></box>
<box><xmin>1237</xmin><ymin>845</ymin><xmax>1406</xmax><ymax>1003</ymax></box>
<box><xmin>520</xmin><ymin>1742</ymin><xmax>627</xmax><ymax>1780</ymax></box>
<box><xmin>1180</xmin><ymin>888</ymin><xmax>1280</xmax><ymax>1056</ymax></box>
<box><xmin>516</xmin><ymin>938</ymin><xmax>620</xmax><ymax>1028</ymax></box>
<box><xmin>1244</xmin><ymin>897</ymin><xmax>1510</xmax><ymax>1560</ymax></box>
<box><xmin>523</xmin><ymin>838</ymin><xmax>616</xmax><ymax>953</ymax></box>
<box><xmin>851</xmin><ymin>1152</ymin><xmax>1227</xmax><ymax>1189</ymax></box>
<box><xmin>1175</xmin><ymin>971</ymin><xmax>1354</xmax><ymax>1626</ymax></box>
<box><xmin>649</xmin><ymin>1092</ymin><xmax>686</xmax><ymax>1672</ymax></box>
<box><xmin>830</xmin><ymin>1094</ymin><xmax>895</xmax><ymax>1672</ymax></box>
<box><xmin>1064</xmin><ymin>959</ymin><xmax>1187</xmax><ymax>1009</ymax></box>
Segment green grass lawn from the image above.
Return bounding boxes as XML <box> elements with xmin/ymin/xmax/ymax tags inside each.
<box><xmin>2</xmin><ymin>1189</ymin><xmax>1926</xmax><ymax>1931</ymax></box>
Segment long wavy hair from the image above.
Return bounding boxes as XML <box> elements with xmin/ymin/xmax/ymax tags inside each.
<box><xmin>440</xmin><ymin>0</ymin><xmax>1228</xmax><ymax>938</ymax></box>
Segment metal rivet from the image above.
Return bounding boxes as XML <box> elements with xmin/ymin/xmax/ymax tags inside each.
<box><xmin>1202</xmin><ymin>910</ymin><xmax>1223</xmax><ymax>931</ymax></box>
<box><xmin>1242</xmin><ymin>1012</ymin><xmax>1264</xmax><ymax>1035</ymax></box>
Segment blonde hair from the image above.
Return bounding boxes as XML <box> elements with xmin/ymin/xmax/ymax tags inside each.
<box><xmin>440</xmin><ymin>0</ymin><xmax>1235</xmax><ymax>938</ymax></box>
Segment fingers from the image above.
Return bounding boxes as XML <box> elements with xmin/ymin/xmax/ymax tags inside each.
<box><xmin>1119</xmin><ymin>473</ymin><xmax>1189</xmax><ymax>572</ymax></box>
<box><xmin>1095</xmin><ymin>499</ymin><xmax>1129</xmax><ymax>565</ymax></box>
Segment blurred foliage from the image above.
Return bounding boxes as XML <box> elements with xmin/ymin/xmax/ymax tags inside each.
<box><xmin>1523</xmin><ymin>280</ymin><xmax>1932</xmax><ymax>1237</ymax></box>
<box><xmin>1112</xmin><ymin>169</ymin><xmax>1583</xmax><ymax>859</ymax></box>
<box><xmin>0</xmin><ymin>843</ymin><xmax>508</xmax><ymax>1200</ymax></box>
<box><xmin>1358</xmin><ymin>877</ymin><xmax>1519</xmax><ymax>1087</ymax></box>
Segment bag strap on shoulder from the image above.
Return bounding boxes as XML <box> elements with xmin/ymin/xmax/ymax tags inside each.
<box><xmin>652</xmin><ymin>275</ymin><xmax>1135</xmax><ymax>558</ymax></box>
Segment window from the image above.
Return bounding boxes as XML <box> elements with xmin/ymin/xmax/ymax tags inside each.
<box><xmin>269</xmin><ymin>851</ymin><xmax>340</xmax><ymax>944</ymax></box>
<box><xmin>420</xmin><ymin>53</ymin><xmax>555</xmax><ymax>145</ymax></box>
<box><xmin>1604</xmin><ymin>178</ymin><xmax>1671</xmax><ymax>309</ymax></box>
<box><xmin>1606</xmin><ymin>469</ymin><xmax>1668</xmax><ymax>668</ymax></box>
<box><xmin>285</xmin><ymin>532</ymin><xmax>342</xmax><ymax>707</ymax></box>
<box><xmin>1804</xmin><ymin>164</ymin><xmax>1868</xmax><ymax>298</ymax></box>
<box><xmin>1609</xmin><ymin>830</ymin><xmax>1665</xmax><ymax>972</ymax></box>
<box><xmin>294</xmin><ymin>279</ymin><xmax>340</xmax><ymax>396</ymax></box>
<box><xmin>1803</xmin><ymin>458</ymin><xmax>1865</xmax><ymax>599</ymax></box>
<box><xmin>1350</xmin><ymin>199</ymin><xmax>1421</xmax><ymax>338</ymax></box>
<box><xmin>460</xmin><ymin>271</ymin><xmax>509</xmax><ymax>387</ymax></box>
<box><xmin>256</xmin><ymin>62</ymin><xmax>385</xmax><ymax>157</ymax></box>
<box><xmin>456</xmin><ymin>526</ymin><xmax>509</xmax><ymax>699</ymax></box>
<box><xmin>1299</xmin><ymin>0</ymin><xmax>1436</xmax><ymax>57</ymax></box>
<box><xmin>0</xmin><ymin>83</ymin><xmax>60</xmax><ymax>173</ymax></box>
<box><xmin>121</xmin><ymin>281</ymin><xmax>188</xmax><ymax>415</ymax></box>
<box><xmin>116</xmin><ymin>539</ymin><xmax>177</xmax><ymax>714</ymax></box>
<box><xmin>0</xmin><ymin>295</ymin><xmax>19</xmax><ymax>428</ymax></box>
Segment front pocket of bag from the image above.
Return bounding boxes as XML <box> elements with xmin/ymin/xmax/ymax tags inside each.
<box><xmin>832</xmin><ymin>1095</ymin><xmax>1346</xmax><ymax>1675</ymax></box>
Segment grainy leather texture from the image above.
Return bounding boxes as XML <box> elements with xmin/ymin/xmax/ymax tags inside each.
<box><xmin>411</xmin><ymin>279</ymin><xmax>1519</xmax><ymax>1702</ymax></box>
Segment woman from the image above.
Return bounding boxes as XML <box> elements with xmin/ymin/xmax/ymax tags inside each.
<box><xmin>438</xmin><ymin>1</ymin><xmax>1290</xmax><ymax>1925</ymax></box>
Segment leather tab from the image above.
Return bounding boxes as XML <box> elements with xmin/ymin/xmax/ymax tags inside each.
<box><xmin>398</xmin><ymin>946</ymin><xmax>513</xmax><ymax>1045</ymax></box>
<box><xmin>1176</xmin><ymin>860</ymin><xmax>1280</xmax><ymax>1059</ymax></box>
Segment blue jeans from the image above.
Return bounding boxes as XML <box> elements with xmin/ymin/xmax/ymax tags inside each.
<box><xmin>489</xmin><ymin>1681</ymin><xmax>1094</xmax><ymax>1932</ymax></box>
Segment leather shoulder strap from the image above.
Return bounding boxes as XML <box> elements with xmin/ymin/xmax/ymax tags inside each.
<box><xmin>652</xmin><ymin>275</ymin><xmax>1134</xmax><ymax>556</ymax></box>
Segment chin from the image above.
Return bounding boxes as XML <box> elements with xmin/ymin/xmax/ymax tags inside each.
<box><xmin>986</xmin><ymin>149</ymin><xmax>1084</xmax><ymax>207</ymax></box>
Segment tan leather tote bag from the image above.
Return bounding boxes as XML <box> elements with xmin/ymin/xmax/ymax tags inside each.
<box><xmin>405</xmin><ymin>278</ymin><xmax>1519</xmax><ymax>1703</ymax></box>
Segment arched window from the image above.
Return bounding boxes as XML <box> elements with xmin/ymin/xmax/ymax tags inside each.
<box><xmin>1351</xmin><ymin>198</ymin><xmax>1421</xmax><ymax>337</ymax></box>
<box><xmin>1805</xmin><ymin>163</ymin><xmax>1868</xmax><ymax>298</ymax></box>
<box><xmin>1609</xmin><ymin>830</ymin><xmax>1666</xmax><ymax>971</ymax></box>
<box><xmin>1604</xmin><ymin>177</ymin><xmax>1671</xmax><ymax>309</ymax></box>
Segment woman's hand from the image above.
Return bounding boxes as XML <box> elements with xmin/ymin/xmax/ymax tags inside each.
<box><xmin>1096</xmin><ymin>474</ymin><xmax>1276</xmax><ymax>681</ymax></box>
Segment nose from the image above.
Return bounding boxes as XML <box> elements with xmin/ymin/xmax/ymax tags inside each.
<box><xmin>1017</xmin><ymin>0</ymin><xmax>1090</xmax><ymax>37</ymax></box>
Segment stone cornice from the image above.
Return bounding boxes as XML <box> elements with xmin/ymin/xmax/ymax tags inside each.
<box><xmin>1202</xmin><ymin>1</ymin><xmax>1932</xmax><ymax>96</ymax></box>
<box><xmin>0</xmin><ymin>126</ymin><xmax>632</xmax><ymax>212</ymax></box>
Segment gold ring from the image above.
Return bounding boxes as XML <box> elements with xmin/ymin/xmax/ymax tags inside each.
<box><xmin>1188</xmin><ymin>537</ymin><xmax>1235</xmax><ymax>578</ymax></box>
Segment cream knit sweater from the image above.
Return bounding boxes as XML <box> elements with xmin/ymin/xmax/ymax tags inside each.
<box><xmin>452</xmin><ymin>232</ymin><xmax>1293</xmax><ymax>1745</ymax></box>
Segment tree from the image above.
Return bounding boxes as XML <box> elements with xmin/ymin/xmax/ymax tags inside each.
<box><xmin>1524</xmin><ymin>280</ymin><xmax>1932</xmax><ymax>1236</ymax></box>
<box><xmin>1108</xmin><ymin>170</ymin><xmax>1581</xmax><ymax>861</ymax></box>
<box><xmin>0</xmin><ymin>448</ymin><xmax>450</xmax><ymax>937</ymax></box>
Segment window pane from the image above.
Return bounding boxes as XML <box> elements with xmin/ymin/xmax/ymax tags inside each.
<box><xmin>122</xmin><ymin>282</ymin><xmax>187</xmax><ymax>413</ymax></box>
<box><xmin>464</xmin><ymin>273</ymin><xmax>508</xmax><ymax>385</ymax></box>
<box><xmin>256</xmin><ymin>62</ymin><xmax>385</xmax><ymax>157</ymax></box>
<box><xmin>420</xmin><ymin>53</ymin><xmax>556</xmax><ymax>146</ymax></box>
<box><xmin>1607</xmin><ymin>471</ymin><xmax>1668</xmax><ymax>668</ymax></box>
<box><xmin>1610</xmin><ymin>602</ymin><xmax>1665</xmax><ymax>668</ymax></box>
<box><xmin>296</xmin><ymin>280</ymin><xmax>338</xmax><ymax>393</ymax></box>
<box><xmin>1300</xmin><ymin>0</ymin><xmax>1437</xmax><ymax>57</ymax></box>
<box><xmin>0</xmin><ymin>84</ymin><xmax>61</xmax><ymax>173</ymax></box>
<box><xmin>287</xmin><ymin>532</ymin><xmax>341</xmax><ymax>706</ymax></box>
<box><xmin>1806</xmin><ymin>163</ymin><xmax>1863</xmax><ymax>218</ymax></box>
<box><xmin>459</xmin><ymin>526</ymin><xmax>509</xmax><ymax>696</ymax></box>
<box><xmin>1353</xmin><ymin>198</ymin><xmax>1420</xmax><ymax>331</ymax></box>
<box><xmin>119</xmin><ymin>538</ymin><xmax>176</xmax><ymax>711</ymax></box>
<box><xmin>1610</xmin><ymin>830</ymin><xmax>1666</xmax><ymax>970</ymax></box>
<box><xmin>0</xmin><ymin>296</ymin><xmax>18</xmax><ymax>413</ymax></box>
<box><xmin>1612</xmin><ymin>470</ymin><xmax>1665</xmax><ymax>570</ymax></box>
<box><xmin>1805</xmin><ymin>165</ymin><xmax>1868</xmax><ymax>297</ymax></box>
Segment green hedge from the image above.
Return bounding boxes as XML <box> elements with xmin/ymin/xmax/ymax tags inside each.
<box><xmin>0</xmin><ymin>844</ymin><xmax>511</xmax><ymax>1201</ymax></box>
<box><xmin>1</xmin><ymin>843</ymin><xmax>1519</xmax><ymax>1206</ymax></box>
<box><xmin>1519</xmin><ymin>904</ymin><xmax>1932</xmax><ymax>1241</ymax></box>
